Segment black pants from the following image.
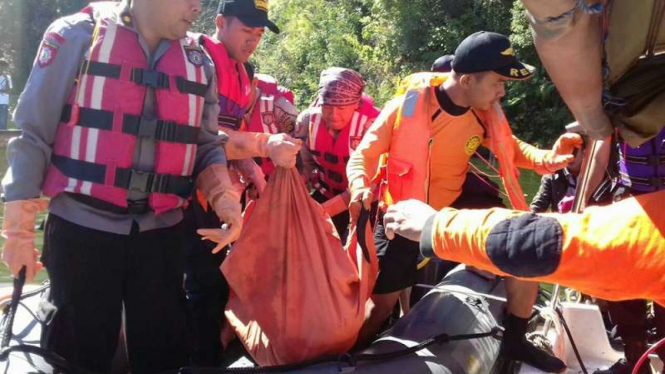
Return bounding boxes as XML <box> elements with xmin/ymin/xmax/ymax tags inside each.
<box><xmin>183</xmin><ymin>199</ymin><xmax>229</xmax><ymax>366</ymax></box>
<box><xmin>40</xmin><ymin>214</ymin><xmax>190</xmax><ymax>374</ymax></box>
<box><xmin>609</xmin><ymin>300</ymin><xmax>665</xmax><ymax>343</ymax></box>
<box><xmin>373</xmin><ymin>172</ymin><xmax>506</xmax><ymax>295</ymax></box>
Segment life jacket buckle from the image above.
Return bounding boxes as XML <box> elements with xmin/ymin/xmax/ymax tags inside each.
<box><xmin>323</xmin><ymin>152</ymin><xmax>339</xmax><ymax>164</ymax></box>
<box><xmin>128</xmin><ymin>170</ymin><xmax>152</xmax><ymax>193</ymax></box>
<box><xmin>132</xmin><ymin>69</ymin><xmax>168</xmax><ymax>89</ymax></box>
<box><xmin>137</xmin><ymin>117</ymin><xmax>159</xmax><ymax>138</ymax></box>
<box><xmin>126</xmin><ymin>199</ymin><xmax>149</xmax><ymax>214</ymax></box>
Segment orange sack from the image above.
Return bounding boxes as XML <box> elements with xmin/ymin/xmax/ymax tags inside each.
<box><xmin>221</xmin><ymin>167</ymin><xmax>378</xmax><ymax>366</ymax></box>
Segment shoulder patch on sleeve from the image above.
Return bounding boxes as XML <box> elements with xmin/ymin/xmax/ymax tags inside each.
<box><xmin>486</xmin><ymin>213</ymin><xmax>562</xmax><ymax>278</ymax></box>
<box><xmin>37</xmin><ymin>41</ymin><xmax>60</xmax><ymax>68</ymax></box>
<box><xmin>38</xmin><ymin>30</ymin><xmax>69</xmax><ymax>68</ymax></box>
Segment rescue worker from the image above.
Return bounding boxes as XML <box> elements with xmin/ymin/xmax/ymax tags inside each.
<box><xmin>518</xmin><ymin>3</ymin><xmax>665</xmax><ymax>371</ymax></box>
<box><xmin>591</xmin><ymin>126</ymin><xmax>665</xmax><ymax>374</ymax></box>
<box><xmin>348</xmin><ymin>31</ymin><xmax>582</xmax><ymax>372</ymax></box>
<box><xmin>204</xmin><ymin>0</ymin><xmax>301</xmax><ymax>173</ymax></box>
<box><xmin>185</xmin><ymin>0</ymin><xmax>300</xmax><ymax>365</ymax></box>
<box><xmin>381</xmin><ymin>191</ymin><xmax>665</xmax><ymax>322</ymax></box>
<box><xmin>0</xmin><ymin>1</ymin><xmax>240</xmax><ymax>373</ymax></box>
<box><xmin>296</xmin><ymin>67</ymin><xmax>381</xmax><ymax>239</ymax></box>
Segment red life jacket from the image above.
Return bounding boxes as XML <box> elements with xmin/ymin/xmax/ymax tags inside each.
<box><xmin>309</xmin><ymin>94</ymin><xmax>380</xmax><ymax>199</ymax></box>
<box><xmin>201</xmin><ymin>36</ymin><xmax>250</xmax><ymax>130</ymax></box>
<box><xmin>245</xmin><ymin>74</ymin><xmax>290</xmax><ymax>176</ymax></box>
<box><xmin>41</xmin><ymin>3</ymin><xmax>208</xmax><ymax>215</ymax></box>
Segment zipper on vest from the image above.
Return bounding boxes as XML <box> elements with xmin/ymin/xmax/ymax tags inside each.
<box><xmin>425</xmin><ymin>137</ymin><xmax>434</xmax><ymax>204</ymax></box>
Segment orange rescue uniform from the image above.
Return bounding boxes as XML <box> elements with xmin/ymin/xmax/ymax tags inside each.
<box><xmin>347</xmin><ymin>73</ymin><xmax>557</xmax><ymax>211</ymax></box>
<box><xmin>420</xmin><ymin>190</ymin><xmax>665</xmax><ymax>305</ymax></box>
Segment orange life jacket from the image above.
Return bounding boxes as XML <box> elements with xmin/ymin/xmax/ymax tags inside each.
<box><xmin>379</xmin><ymin>72</ymin><xmax>529</xmax><ymax>211</ymax></box>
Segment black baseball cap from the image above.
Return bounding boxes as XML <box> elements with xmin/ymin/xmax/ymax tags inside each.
<box><xmin>217</xmin><ymin>0</ymin><xmax>280</xmax><ymax>34</ymax></box>
<box><xmin>452</xmin><ymin>31</ymin><xmax>534</xmax><ymax>80</ymax></box>
<box><xmin>431</xmin><ymin>54</ymin><xmax>454</xmax><ymax>73</ymax></box>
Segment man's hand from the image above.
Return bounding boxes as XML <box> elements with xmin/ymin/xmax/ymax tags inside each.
<box><xmin>543</xmin><ymin>133</ymin><xmax>584</xmax><ymax>172</ymax></box>
<box><xmin>196</xmin><ymin>165</ymin><xmax>243</xmax><ymax>253</ymax></box>
<box><xmin>197</xmin><ymin>193</ymin><xmax>242</xmax><ymax>254</ymax></box>
<box><xmin>1</xmin><ymin>199</ymin><xmax>48</xmax><ymax>282</ymax></box>
<box><xmin>383</xmin><ymin>199</ymin><xmax>437</xmax><ymax>242</ymax></box>
<box><xmin>349</xmin><ymin>187</ymin><xmax>373</xmax><ymax>223</ymax></box>
<box><xmin>266</xmin><ymin>134</ymin><xmax>302</xmax><ymax>169</ymax></box>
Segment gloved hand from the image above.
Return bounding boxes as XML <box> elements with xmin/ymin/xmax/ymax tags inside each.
<box><xmin>348</xmin><ymin>180</ymin><xmax>373</xmax><ymax>223</ymax></box>
<box><xmin>265</xmin><ymin>133</ymin><xmax>302</xmax><ymax>169</ymax></box>
<box><xmin>2</xmin><ymin>199</ymin><xmax>49</xmax><ymax>282</ymax></box>
<box><xmin>321</xmin><ymin>191</ymin><xmax>351</xmax><ymax>217</ymax></box>
<box><xmin>196</xmin><ymin>164</ymin><xmax>243</xmax><ymax>253</ymax></box>
<box><xmin>542</xmin><ymin>133</ymin><xmax>584</xmax><ymax>173</ymax></box>
<box><xmin>231</xmin><ymin>159</ymin><xmax>267</xmax><ymax>197</ymax></box>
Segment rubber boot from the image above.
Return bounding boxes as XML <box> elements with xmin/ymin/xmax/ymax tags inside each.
<box><xmin>594</xmin><ymin>340</ymin><xmax>650</xmax><ymax>374</ymax></box>
<box><xmin>499</xmin><ymin>313</ymin><xmax>567</xmax><ymax>373</ymax></box>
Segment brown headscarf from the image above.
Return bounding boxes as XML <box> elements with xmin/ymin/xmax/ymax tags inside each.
<box><xmin>318</xmin><ymin>67</ymin><xmax>365</xmax><ymax>106</ymax></box>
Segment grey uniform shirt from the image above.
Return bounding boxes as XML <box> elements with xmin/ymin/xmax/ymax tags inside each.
<box><xmin>2</xmin><ymin>2</ymin><xmax>226</xmax><ymax>235</ymax></box>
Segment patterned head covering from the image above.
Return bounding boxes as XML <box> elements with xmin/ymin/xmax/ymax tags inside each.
<box><xmin>318</xmin><ymin>67</ymin><xmax>365</xmax><ymax>107</ymax></box>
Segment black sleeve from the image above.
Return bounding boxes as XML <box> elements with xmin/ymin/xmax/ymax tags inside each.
<box><xmin>419</xmin><ymin>214</ymin><xmax>438</xmax><ymax>259</ymax></box>
<box><xmin>530</xmin><ymin>174</ymin><xmax>553</xmax><ymax>213</ymax></box>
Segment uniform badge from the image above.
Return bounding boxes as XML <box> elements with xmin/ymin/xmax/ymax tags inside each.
<box><xmin>119</xmin><ymin>10</ymin><xmax>134</xmax><ymax>27</ymax></box>
<box><xmin>465</xmin><ymin>135</ymin><xmax>482</xmax><ymax>155</ymax></box>
<box><xmin>255</xmin><ymin>0</ymin><xmax>268</xmax><ymax>11</ymax></box>
<box><xmin>184</xmin><ymin>46</ymin><xmax>204</xmax><ymax>67</ymax></box>
<box><xmin>37</xmin><ymin>32</ymin><xmax>65</xmax><ymax>68</ymax></box>
<box><xmin>262</xmin><ymin>111</ymin><xmax>275</xmax><ymax>126</ymax></box>
<box><xmin>37</xmin><ymin>42</ymin><xmax>58</xmax><ymax>68</ymax></box>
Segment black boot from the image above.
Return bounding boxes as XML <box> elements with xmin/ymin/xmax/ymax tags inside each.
<box><xmin>594</xmin><ymin>340</ymin><xmax>650</xmax><ymax>374</ymax></box>
<box><xmin>499</xmin><ymin>313</ymin><xmax>567</xmax><ymax>373</ymax></box>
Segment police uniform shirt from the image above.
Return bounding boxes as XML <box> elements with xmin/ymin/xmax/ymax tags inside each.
<box><xmin>2</xmin><ymin>1</ymin><xmax>227</xmax><ymax>235</ymax></box>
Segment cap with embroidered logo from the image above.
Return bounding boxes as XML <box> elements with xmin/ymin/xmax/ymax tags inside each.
<box><xmin>217</xmin><ymin>0</ymin><xmax>280</xmax><ymax>34</ymax></box>
<box><xmin>452</xmin><ymin>31</ymin><xmax>535</xmax><ymax>80</ymax></box>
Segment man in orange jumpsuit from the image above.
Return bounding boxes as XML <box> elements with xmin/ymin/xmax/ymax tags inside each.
<box><xmin>348</xmin><ymin>31</ymin><xmax>582</xmax><ymax>372</ymax></box>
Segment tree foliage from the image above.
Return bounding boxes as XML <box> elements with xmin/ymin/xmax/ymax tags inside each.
<box><xmin>0</xmin><ymin>0</ymin><xmax>89</xmax><ymax>91</ymax></box>
<box><xmin>244</xmin><ymin>0</ymin><xmax>572</xmax><ymax>146</ymax></box>
<box><xmin>1</xmin><ymin>0</ymin><xmax>572</xmax><ymax>145</ymax></box>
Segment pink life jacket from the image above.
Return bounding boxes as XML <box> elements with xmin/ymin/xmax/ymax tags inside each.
<box><xmin>245</xmin><ymin>74</ymin><xmax>290</xmax><ymax>176</ymax></box>
<box><xmin>201</xmin><ymin>36</ymin><xmax>250</xmax><ymax>131</ymax></box>
<box><xmin>41</xmin><ymin>3</ymin><xmax>208</xmax><ymax>215</ymax></box>
<box><xmin>309</xmin><ymin>94</ymin><xmax>380</xmax><ymax>199</ymax></box>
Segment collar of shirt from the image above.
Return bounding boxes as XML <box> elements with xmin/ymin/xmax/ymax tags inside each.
<box><xmin>435</xmin><ymin>84</ymin><xmax>470</xmax><ymax>116</ymax></box>
<box><xmin>562</xmin><ymin>168</ymin><xmax>577</xmax><ymax>187</ymax></box>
